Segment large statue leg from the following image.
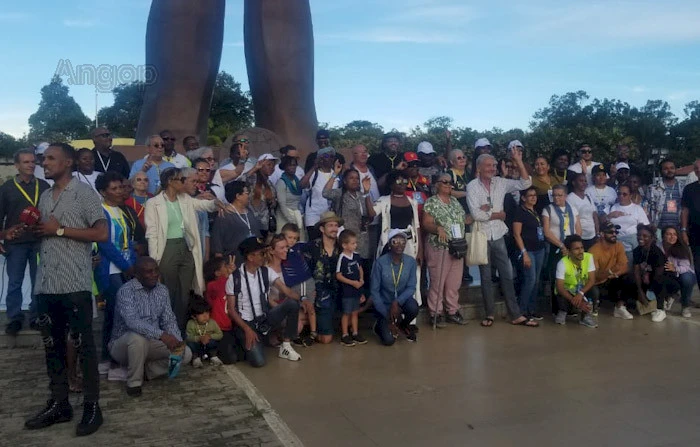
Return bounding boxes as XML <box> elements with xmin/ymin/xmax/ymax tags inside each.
<box><xmin>244</xmin><ymin>0</ymin><xmax>318</xmax><ymax>158</ymax></box>
<box><xmin>135</xmin><ymin>0</ymin><xmax>225</xmax><ymax>145</ymax></box>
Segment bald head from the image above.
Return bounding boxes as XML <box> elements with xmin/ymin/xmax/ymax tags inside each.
<box><xmin>92</xmin><ymin>127</ymin><xmax>112</xmax><ymax>151</ymax></box>
<box><xmin>135</xmin><ymin>257</ymin><xmax>160</xmax><ymax>289</ymax></box>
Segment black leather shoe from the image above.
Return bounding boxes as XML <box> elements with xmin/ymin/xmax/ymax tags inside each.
<box><xmin>25</xmin><ymin>399</ymin><xmax>73</xmax><ymax>430</ymax></box>
<box><xmin>5</xmin><ymin>320</ymin><xmax>22</xmax><ymax>336</ymax></box>
<box><xmin>76</xmin><ymin>401</ymin><xmax>103</xmax><ymax>437</ymax></box>
<box><xmin>126</xmin><ymin>386</ymin><xmax>142</xmax><ymax>397</ymax></box>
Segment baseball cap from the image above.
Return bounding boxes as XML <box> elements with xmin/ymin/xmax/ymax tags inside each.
<box><xmin>387</xmin><ymin>229</ymin><xmax>407</xmax><ymax>241</ymax></box>
<box><xmin>474</xmin><ymin>138</ymin><xmax>491</xmax><ymax>148</ymax></box>
<box><xmin>403</xmin><ymin>152</ymin><xmax>419</xmax><ymax>164</ymax></box>
<box><xmin>591</xmin><ymin>164</ymin><xmax>608</xmax><ymax>175</ymax></box>
<box><xmin>615</xmin><ymin>162</ymin><xmax>630</xmax><ymax>171</ymax></box>
<box><xmin>318</xmin><ymin>146</ymin><xmax>336</xmax><ymax>157</ymax></box>
<box><xmin>316</xmin><ymin>129</ymin><xmax>330</xmax><ymax>139</ymax></box>
<box><xmin>508</xmin><ymin>140</ymin><xmax>523</xmax><ymax>150</ymax></box>
<box><xmin>600</xmin><ymin>221</ymin><xmax>621</xmax><ymax>233</ymax></box>
<box><xmin>416</xmin><ymin>141</ymin><xmax>435</xmax><ymax>154</ymax></box>
<box><xmin>35</xmin><ymin>142</ymin><xmax>49</xmax><ymax>155</ymax></box>
<box><xmin>238</xmin><ymin>237</ymin><xmax>268</xmax><ymax>257</ymax></box>
<box><xmin>256</xmin><ymin>153</ymin><xmax>279</xmax><ymax>162</ymax></box>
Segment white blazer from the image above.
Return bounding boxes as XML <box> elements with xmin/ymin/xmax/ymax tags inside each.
<box><xmin>144</xmin><ymin>192</ymin><xmax>217</xmax><ymax>294</ymax></box>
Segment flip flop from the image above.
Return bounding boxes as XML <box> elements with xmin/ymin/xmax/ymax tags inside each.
<box><xmin>481</xmin><ymin>317</ymin><xmax>494</xmax><ymax>327</ymax></box>
<box><xmin>512</xmin><ymin>317</ymin><xmax>539</xmax><ymax>328</ymax></box>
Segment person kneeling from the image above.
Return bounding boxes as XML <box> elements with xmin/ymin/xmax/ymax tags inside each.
<box><xmin>554</xmin><ymin>235</ymin><xmax>599</xmax><ymax>328</ymax></box>
<box><xmin>186</xmin><ymin>297</ymin><xmax>224</xmax><ymax>367</ymax></box>
<box><xmin>109</xmin><ymin>257</ymin><xmax>193</xmax><ymax>397</ymax></box>
<box><xmin>228</xmin><ymin>237</ymin><xmax>303</xmax><ymax>367</ymax></box>
<box><xmin>370</xmin><ymin>230</ymin><xmax>419</xmax><ymax>345</ymax></box>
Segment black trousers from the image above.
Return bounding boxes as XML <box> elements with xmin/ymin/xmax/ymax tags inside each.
<box><xmin>36</xmin><ymin>291</ymin><xmax>99</xmax><ymax>402</ymax></box>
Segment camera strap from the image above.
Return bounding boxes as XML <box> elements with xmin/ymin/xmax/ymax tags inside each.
<box><xmin>242</xmin><ymin>265</ymin><xmax>269</xmax><ymax>320</ymax></box>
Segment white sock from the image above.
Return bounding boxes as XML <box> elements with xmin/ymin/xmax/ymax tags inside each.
<box><xmin>282</xmin><ymin>341</ymin><xmax>292</xmax><ymax>349</ymax></box>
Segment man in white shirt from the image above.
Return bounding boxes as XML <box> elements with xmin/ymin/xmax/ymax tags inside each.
<box><xmin>568</xmin><ymin>144</ymin><xmax>601</xmax><ymax>187</ymax></box>
<box><xmin>211</xmin><ymin>134</ymin><xmax>259</xmax><ymax>201</ymax></box>
<box><xmin>159</xmin><ymin>130</ymin><xmax>192</xmax><ymax>168</ymax></box>
<box><xmin>226</xmin><ymin>237</ymin><xmax>302</xmax><ymax>367</ymax></box>
<box><xmin>269</xmin><ymin>145</ymin><xmax>304</xmax><ymax>186</ymax></box>
<box><xmin>466</xmin><ymin>151</ymin><xmax>537</xmax><ymax>328</ymax></box>
<box><xmin>302</xmin><ymin>146</ymin><xmax>339</xmax><ymax>240</ymax></box>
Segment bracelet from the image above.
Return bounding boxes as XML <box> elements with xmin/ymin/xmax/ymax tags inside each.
<box><xmin>521</xmin><ymin>249</ymin><xmax>527</xmax><ymax>254</ymax></box>
<box><xmin>681</xmin><ymin>227</ymin><xmax>687</xmax><ymax>232</ymax></box>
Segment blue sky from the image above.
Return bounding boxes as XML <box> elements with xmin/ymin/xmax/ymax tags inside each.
<box><xmin>2</xmin><ymin>0</ymin><xmax>700</xmax><ymax>139</ymax></box>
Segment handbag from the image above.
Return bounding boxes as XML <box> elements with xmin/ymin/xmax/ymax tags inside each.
<box><xmin>465</xmin><ymin>221</ymin><xmax>488</xmax><ymax>266</ymax></box>
<box><xmin>448</xmin><ymin>238</ymin><xmax>468</xmax><ymax>259</ymax></box>
<box><xmin>267</xmin><ymin>204</ymin><xmax>277</xmax><ymax>233</ymax></box>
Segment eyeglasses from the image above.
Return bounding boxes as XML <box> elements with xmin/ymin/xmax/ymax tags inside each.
<box><xmin>197</xmin><ymin>168</ymin><xmax>211</xmax><ymax>172</ymax></box>
<box><xmin>580</xmin><ymin>149</ymin><xmax>592</xmax><ymax>154</ymax></box>
<box><xmin>394</xmin><ymin>179</ymin><xmax>409</xmax><ymax>185</ymax></box>
<box><xmin>234</xmin><ymin>139</ymin><xmax>250</xmax><ymax>144</ymax></box>
<box><xmin>162</xmin><ymin>137</ymin><xmax>176</xmax><ymax>141</ymax></box>
<box><xmin>390</xmin><ymin>238</ymin><xmax>407</xmax><ymax>246</ymax></box>
<box><xmin>455</xmin><ymin>156</ymin><xmax>466</xmax><ymax>160</ymax></box>
<box><xmin>152</xmin><ymin>144</ymin><xmax>164</xmax><ymax>148</ymax></box>
<box><xmin>96</xmin><ymin>133</ymin><xmax>111</xmax><ymax>138</ymax></box>
<box><xmin>135</xmin><ymin>178</ymin><xmax>149</xmax><ymax>182</ymax></box>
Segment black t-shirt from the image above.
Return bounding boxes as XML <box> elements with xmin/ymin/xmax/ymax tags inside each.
<box><xmin>93</xmin><ymin>149</ymin><xmax>131</xmax><ymax>179</ymax></box>
<box><xmin>681</xmin><ymin>182</ymin><xmax>700</xmax><ymax>246</ymax></box>
<box><xmin>0</xmin><ymin>176</ymin><xmax>50</xmax><ymax>244</ymax></box>
<box><xmin>633</xmin><ymin>244</ymin><xmax>665</xmax><ymax>271</ymax></box>
<box><xmin>513</xmin><ymin>206</ymin><xmax>546</xmax><ymax>252</ymax></box>
<box><xmin>368</xmin><ymin>152</ymin><xmax>403</xmax><ymax>195</ymax></box>
<box><xmin>336</xmin><ymin>252</ymin><xmax>362</xmax><ymax>299</ymax></box>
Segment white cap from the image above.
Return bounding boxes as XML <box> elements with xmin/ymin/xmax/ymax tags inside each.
<box><xmin>474</xmin><ymin>138</ymin><xmax>491</xmax><ymax>148</ymax></box>
<box><xmin>387</xmin><ymin>229</ymin><xmax>407</xmax><ymax>241</ymax></box>
<box><xmin>508</xmin><ymin>140</ymin><xmax>523</xmax><ymax>150</ymax></box>
<box><xmin>615</xmin><ymin>162</ymin><xmax>630</xmax><ymax>171</ymax></box>
<box><xmin>416</xmin><ymin>141</ymin><xmax>435</xmax><ymax>154</ymax></box>
<box><xmin>257</xmin><ymin>153</ymin><xmax>279</xmax><ymax>162</ymax></box>
<box><xmin>35</xmin><ymin>142</ymin><xmax>49</xmax><ymax>155</ymax></box>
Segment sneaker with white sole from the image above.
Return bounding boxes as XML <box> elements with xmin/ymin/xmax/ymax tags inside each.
<box><xmin>651</xmin><ymin>309</ymin><xmax>667</xmax><ymax>323</ymax></box>
<box><xmin>555</xmin><ymin>311</ymin><xmax>567</xmax><ymax>325</ymax></box>
<box><xmin>210</xmin><ymin>356</ymin><xmax>223</xmax><ymax>366</ymax></box>
<box><xmin>579</xmin><ymin>314</ymin><xmax>598</xmax><ymax>328</ymax></box>
<box><xmin>192</xmin><ymin>357</ymin><xmax>203</xmax><ymax>368</ymax></box>
<box><xmin>682</xmin><ymin>307</ymin><xmax>692</xmax><ymax>318</ymax></box>
<box><xmin>278</xmin><ymin>343</ymin><xmax>301</xmax><ymax>361</ymax></box>
<box><xmin>98</xmin><ymin>361</ymin><xmax>111</xmax><ymax>375</ymax></box>
<box><xmin>613</xmin><ymin>306</ymin><xmax>634</xmax><ymax>320</ymax></box>
<box><xmin>664</xmin><ymin>297</ymin><xmax>675</xmax><ymax>311</ymax></box>
<box><xmin>107</xmin><ymin>366</ymin><xmax>128</xmax><ymax>382</ymax></box>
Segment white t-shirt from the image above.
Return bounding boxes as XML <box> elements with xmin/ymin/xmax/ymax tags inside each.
<box><xmin>607</xmin><ymin>203</ymin><xmax>649</xmax><ymax>237</ymax></box>
<box><xmin>211</xmin><ymin>160</ymin><xmax>256</xmax><ymax>201</ymax></box>
<box><xmin>556</xmin><ymin>256</ymin><xmax>596</xmax><ymax>280</ymax></box>
<box><xmin>568</xmin><ymin>161</ymin><xmax>601</xmax><ymax>186</ymax></box>
<box><xmin>269</xmin><ymin>165</ymin><xmax>304</xmax><ymax>187</ymax></box>
<box><xmin>567</xmin><ymin>192</ymin><xmax>597</xmax><ymax>240</ymax></box>
<box><xmin>162</xmin><ymin>152</ymin><xmax>191</xmax><ymax>169</ymax></box>
<box><xmin>73</xmin><ymin>171</ymin><xmax>100</xmax><ymax>195</ymax></box>
<box><xmin>586</xmin><ymin>185</ymin><xmax>617</xmax><ymax>215</ymax></box>
<box><xmin>543</xmin><ymin>204</ymin><xmax>579</xmax><ymax>243</ymax></box>
<box><xmin>304</xmin><ymin>170</ymin><xmax>339</xmax><ymax>227</ymax></box>
<box><xmin>225</xmin><ymin>266</ymin><xmax>280</xmax><ymax>322</ymax></box>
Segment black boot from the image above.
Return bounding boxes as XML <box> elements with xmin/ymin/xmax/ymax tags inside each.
<box><xmin>25</xmin><ymin>399</ymin><xmax>73</xmax><ymax>430</ymax></box>
<box><xmin>76</xmin><ymin>401</ymin><xmax>103</xmax><ymax>437</ymax></box>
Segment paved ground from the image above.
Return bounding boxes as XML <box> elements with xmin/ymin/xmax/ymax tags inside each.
<box><xmin>242</xmin><ymin>304</ymin><xmax>700</xmax><ymax>447</ymax></box>
<box><xmin>0</xmin><ymin>347</ymin><xmax>283</xmax><ymax>447</ymax></box>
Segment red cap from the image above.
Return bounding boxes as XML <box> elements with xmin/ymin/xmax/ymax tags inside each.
<box><xmin>403</xmin><ymin>152</ymin><xmax>419</xmax><ymax>163</ymax></box>
<box><xmin>19</xmin><ymin>206</ymin><xmax>41</xmax><ymax>226</ymax></box>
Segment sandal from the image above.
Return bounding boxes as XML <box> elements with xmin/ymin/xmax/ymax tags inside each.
<box><xmin>512</xmin><ymin>317</ymin><xmax>539</xmax><ymax>328</ymax></box>
<box><xmin>481</xmin><ymin>317</ymin><xmax>494</xmax><ymax>327</ymax></box>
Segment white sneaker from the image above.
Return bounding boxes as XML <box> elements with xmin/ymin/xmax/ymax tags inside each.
<box><xmin>682</xmin><ymin>307</ymin><xmax>692</xmax><ymax>318</ymax></box>
<box><xmin>555</xmin><ymin>311</ymin><xmax>567</xmax><ymax>325</ymax></box>
<box><xmin>664</xmin><ymin>297</ymin><xmax>675</xmax><ymax>311</ymax></box>
<box><xmin>98</xmin><ymin>360</ymin><xmax>111</xmax><ymax>375</ymax></box>
<box><xmin>192</xmin><ymin>357</ymin><xmax>203</xmax><ymax>368</ymax></box>
<box><xmin>107</xmin><ymin>366</ymin><xmax>128</xmax><ymax>382</ymax></box>
<box><xmin>279</xmin><ymin>343</ymin><xmax>301</xmax><ymax>361</ymax></box>
<box><xmin>613</xmin><ymin>306</ymin><xmax>634</xmax><ymax>320</ymax></box>
<box><xmin>210</xmin><ymin>356</ymin><xmax>223</xmax><ymax>366</ymax></box>
<box><xmin>651</xmin><ymin>309</ymin><xmax>667</xmax><ymax>323</ymax></box>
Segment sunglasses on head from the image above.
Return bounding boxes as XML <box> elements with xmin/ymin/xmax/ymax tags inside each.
<box><xmin>234</xmin><ymin>138</ymin><xmax>250</xmax><ymax>144</ymax></box>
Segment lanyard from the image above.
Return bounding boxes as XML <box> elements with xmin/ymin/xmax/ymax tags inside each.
<box><xmin>95</xmin><ymin>150</ymin><xmax>111</xmax><ymax>172</ymax></box>
<box><xmin>390</xmin><ymin>259</ymin><xmax>404</xmax><ymax>299</ymax></box>
<box><xmin>233</xmin><ymin>206</ymin><xmax>252</xmax><ymax>234</ymax></box>
<box><xmin>103</xmin><ymin>204</ymin><xmax>129</xmax><ymax>250</ymax></box>
<box><xmin>14</xmin><ymin>178</ymin><xmax>39</xmax><ymax>206</ymax></box>
<box><xmin>522</xmin><ymin>205</ymin><xmax>541</xmax><ymax>225</ymax></box>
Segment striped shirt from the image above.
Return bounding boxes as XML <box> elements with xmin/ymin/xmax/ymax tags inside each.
<box><xmin>110</xmin><ymin>279</ymin><xmax>181</xmax><ymax>345</ymax></box>
<box><xmin>467</xmin><ymin>175</ymin><xmax>532</xmax><ymax>241</ymax></box>
<box><xmin>35</xmin><ymin>177</ymin><xmax>106</xmax><ymax>294</ymax></box>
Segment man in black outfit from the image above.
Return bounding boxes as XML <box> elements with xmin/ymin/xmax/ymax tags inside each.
<box><xmin>304</xmin><ymin>129</ymin><xmax>332</xmax><ymax>172</ymax></box>
<box><xmin>91</xmin><ymin>127</ymin><xmax>130</xmax><ymax>178</ymax></box>
<box><xmin>368</xmin><ymin>133</ymin><xmax>406</xmax><ymax>195</ymax></box>
<box><xmin>681</xmin><ymin>159</ymin><xmax>700</xmax><ymax>290</ymax></box>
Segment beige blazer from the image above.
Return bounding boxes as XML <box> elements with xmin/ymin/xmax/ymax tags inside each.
<box><xmin>144</xmin><ymin>192</ymin><xmax>217</xmax><ymax>294</ymax></box>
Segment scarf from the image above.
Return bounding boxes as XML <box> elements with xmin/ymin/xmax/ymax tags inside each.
<box><xmin>553</xmin><ymin>203</ymin><xmax>575</xmax><ymax>241</ymax></box>
<box><xmin>281</xmin><ymin>172</ymin><xmax>301</xmax><ymax>196</ymax></box>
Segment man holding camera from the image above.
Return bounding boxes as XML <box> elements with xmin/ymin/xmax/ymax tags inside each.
<box><xmin>227</xmin><ymin>237</ymin><xmax>302</xmax><ymax>367</ymax></box>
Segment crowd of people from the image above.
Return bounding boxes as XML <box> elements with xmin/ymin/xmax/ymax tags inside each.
<box><xmin>1</xmin><ymin>126</ymin><xmax>700</xmax><ymax>437</ymax></box>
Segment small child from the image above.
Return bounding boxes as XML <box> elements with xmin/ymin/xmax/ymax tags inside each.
<box><xmin>186</xmin><ymin>296</ymin><xmax>224</xmax><ymax>367</ymax></box>
<box><xmin>335</xmin><ymin>230</ymin><xmax>367</xmax><ymax>347</ymax></box>
<box><xmin>281</xmin><ymin>224</ymin><xmax>318</xmax><ymax>344</ymax></box>
<box><xmin>204</xmin><ymin>255</ymin><xmax>239</xmax><ymax>364</ymax></box>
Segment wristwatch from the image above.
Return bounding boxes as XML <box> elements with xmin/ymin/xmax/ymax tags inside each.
<box><xmin>300</xmin><ymin>295</ymin><xmax>307</xmax><ymax>302</ymax></box>
<box><xmin>56</xmin><ymin>226</ymin><xmax>65</xmax><ymax>237</ymax></box>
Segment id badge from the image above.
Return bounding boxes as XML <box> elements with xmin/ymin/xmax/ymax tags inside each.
<box><xmin>596</xmin><ymin>203</ymin><xmax>606</xmax><ymax>215</ymax></box>
<box><xmin>547</xmin><ymin>189</ymin><xmax>553</xmax><ymax>203</ymax></box>
<box><xmin>415</xmin><ymin>193</ymin><xmax>425</xmax><ymax>205</ymax></box>
<box><xmin>667</xmin><ymin>200</ymin><xmax>677</xmax><ymax>213</ymax></box>
<box><xmin>536</xmin><ymin>226</ymin><xmax>545</xmax><ymax>241</ymax></box>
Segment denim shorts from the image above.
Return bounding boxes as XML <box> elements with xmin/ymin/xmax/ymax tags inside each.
<box><xmin>341</xmin><ymin>296</ymin><xmax>360</xmax><ymax>314</ymax></box>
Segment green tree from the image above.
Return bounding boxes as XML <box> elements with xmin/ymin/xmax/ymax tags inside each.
<box><xmin>0</xmin><ymin>132</ymin><xmax>27</xmax><ymax>157</ymax></box>
<box><xmin>97</xmin><ymin>81</ymin><xmax>146</xmax><ymax>137</ymax></box>
<box><xmin>669</xmin><ymin>101</ymin><xmax>700</xmax><ymax>167</ymax></box>
<box><xmin>28</xmin><ymin>75</ymin><xmax>91</xmax><ymax>142</ymax></box>
<box><xmin>330</xmin><ymin>120</ymin><xmax>385</xmax><ymax>152</ymax></box>
<box><xmin>209</xmin><ymin>71</ymin><xmax>254</xmax><ymax>142</ymax></box>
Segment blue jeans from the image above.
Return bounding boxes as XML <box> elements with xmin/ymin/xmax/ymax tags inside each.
<box><xmin>518</xmin><ymin>249</ymin><xmax>545</xmax><ymax>316</ymax></box>
<box><xmin>3</xmin><ymin>242</ymin><xmax>39</xmax><ymax>323</ymax></box>
<box><xmin>235</xmin><ymin>299</ymin><xmax>300</xmax><ymax>367</ymax></box>
<box><xmin>101</xmin><ymin>273</ymin><xmax>124</xmax><ymax>362</ymax></box>
<box><xmin>679</xmin><ymin>272</ymin><xmax>696</xmax><ymax>308</ymax></box>
<box><xmin>373</xmin><ymin>298</ymin><xmax>419</xmax><ymax>346</ymax></box>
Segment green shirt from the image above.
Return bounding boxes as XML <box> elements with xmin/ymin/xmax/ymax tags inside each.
<box><xmin>423</xmin><ymin>195</ymin><xmax>466</xmax><ymax>249</ymax></box>
<box><xmin>165</xmin><ymin>198</ymin><xmax>184</xmax><ymax>239</ymax></box>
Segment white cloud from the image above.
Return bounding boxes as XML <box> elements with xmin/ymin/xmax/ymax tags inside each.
<box><xmin>63</xmin><ymin>19</ymin><xmax>97</xmax><ymax>28</ymax></box>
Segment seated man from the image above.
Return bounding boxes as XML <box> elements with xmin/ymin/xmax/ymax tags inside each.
<box><xmin>588</xmin><ymin>221</ymin><xmax>636</xmax><ymax>319</ymax></box>
<box><xmin>109</xmin><ymin>257</ymin><xmax>192</xmax><ymax>397</ymax></box>
<box><xmin>228</xmin><ymin>237</ymin><xmax>303</xmax><ymax>367</ymax></box>
<box><xmin>370</xmin><ymin>229</ymin><xmax>419</xmax><ymax>345</ymax></box>
<box><xmin>554</xmin><ymin>235</ymin><xmax>598</xmax><ymax>328</ymax></box>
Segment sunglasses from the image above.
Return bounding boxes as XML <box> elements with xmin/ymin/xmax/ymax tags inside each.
<box><xmin>390</xmin><ymin>238</ymin><xmax>407</xmax><ymax>246</ymax></box>
<box><xmin>394</xmin><ymin>179</ymin><xmax>409</xmax><ymax>185</ymax></box>
<box><xmin>234</xmin><ymin>139</ymin><xmax>250</xmax><ymax>144</ymax></box>
<box><xmin>603</xmin><ymin>230</ymin><xmax>619</xmax><ymax>235</ymax></box>
<box><xmin>455</xmin><ymin>156</ymin><xmax>466</xmax><ymax>160</ymax></box>
<box><xmin>96</xmin><ymin>133</ymin><xmax>111</xmax><ymax>138</ymax></box>
<box><xmin>618</xmin><ymin>192</ymin><xmax>629</xmax><ymax>196</ymax></box>
<box><xmin>135</xmin><ymin>178</ymin><xmax>149</xmax><ymax>182</ymax></box>
<box><xmin>580</xmin><ymin>149</ymin><xmax>592</xmax><ymax>154</ymax></box>
<box><xmin>436</xmin><ymin>180</ymin><xmax>452</xmax><ymax>185</ymax></box>
<box><xmin>152</xmin><ymin>144</ymin><xmax>164</xmax><ymax>148</ymax></box>
<box><xmin>319</xmin><ymin>153</ymin><xmax>334</xmax><ymax>159</ymax></box>
<box><xmin>162</xmin><ymin>137</ymin><xmax>176</xmax><ymax>141</ymax></box>
<box><xmin>197</xmin><ymin>168</ymin><xmax>211</xmax><ymax>172</ymax></box>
